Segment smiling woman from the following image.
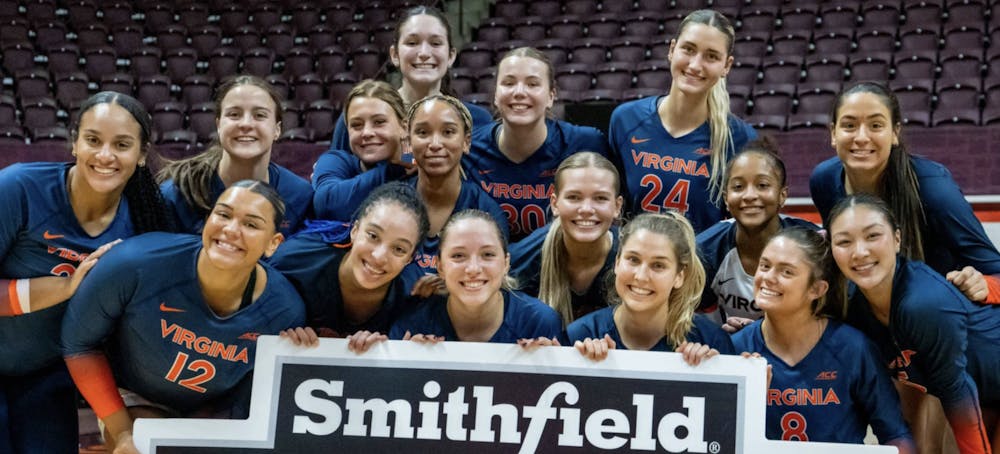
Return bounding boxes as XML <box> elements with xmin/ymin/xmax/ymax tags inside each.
<box><xmin>0</xmin><ymin>91</ymin><xmax>174</xmax><ymax>453</ymax></box>
<box><xmin>62</xmin><ymin>180</ymin><xmax>305</xmax><ymax>454</ymax></box>
<box><xmin>608</xmin><ymin>9</ymin><xmax>756</xmax><ymax>233</ymax></box>
<box><xmin>695</xmin><ymin>137</ymin><xmax>818</xmax><ymax>332</ymax></box>
<box><xmin>388</xmin><ymin>209</ymin><xmax>562</xmax><ymax>343</ymax></box>
<box><xmin>323</xmin><ymin>6</ymin><xmax>493</xmax><ymax>154</ymax></box>
<box><xmin>269</xmin><ymin>182</ymin><xmax>430</xmax><ymax>338</ymax></box>
<box><xmin>466</xmin><ymin>47</ymin><xmax>611</xmax><ymax>241</ymax></box>
<box><xmin>158</xmin><ymin>75</ymin><xmax>313</xmax><ymax>237</ymax></box>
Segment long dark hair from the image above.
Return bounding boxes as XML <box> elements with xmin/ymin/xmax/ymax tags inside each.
<box><xmin>74</xmin><ymin>91</ymin><xmax>174</xmax><ymax>233</ymax></box>
<box><xmin>829</xmin><ymin>81</ymin><xmax>924</xmax><ymax>261</ymax></box>
<box><xmin>826</xmin><ymin>194</ymin><xmax>898</xmax><ymax>318</ymax></box>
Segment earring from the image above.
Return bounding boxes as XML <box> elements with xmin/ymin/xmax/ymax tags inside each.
<box><xmin>138</xmin><ymin>160</ymin><xmax>146</xmax><ymax>167</ymax></box>
<box><xmin>71</xmin><ymin>150</ymin><xmax>77</xmax><ymax>157</ymax></box>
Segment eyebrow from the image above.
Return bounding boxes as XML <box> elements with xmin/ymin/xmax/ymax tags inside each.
<box><xmin>216</xmin><ymin>202</ymin><xmax>267</xmax><ymax>222</ymax></box>
<box><xmin>82</xmin><ymin>128</ymin><xmax>136</xmax><ymax>140</ymax></box>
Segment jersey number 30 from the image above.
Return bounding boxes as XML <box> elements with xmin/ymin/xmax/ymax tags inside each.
<box><xmin>165</xmin><ymin>352</ymin><xmax>216</xmax><ymax>393</ymax></box>
<box><xmin>639</xmin><ymin>175</ymin><xmax>690</xmax><ymax>214</ymax></box>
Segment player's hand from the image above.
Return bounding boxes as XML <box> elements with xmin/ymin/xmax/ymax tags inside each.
<box><xmin>722</xmin><ymin>316</ymin><xmax>754</xmax><ymax>334</ymax></box>
<box><xmin>410</xmin><ymin>274</ymin><xmax>447</xmax><ymax>298</ymax></box>
<box><xmin>67</xmin><ymin>239</ymin><xmax>122</xmax><ymax>297</ymax></box>
<box><xmin>947</xmin><ymin>266</ymin><xmax>988</xmax><ymax>302</ymax></box>
<box><xmin>740</xmin><ymin>352</ymin><xmax>773</xmax><ymax>388</ymax></box>
<box><xmin>574</xmin><ymin>334</ymin><xmax>616</xmax><ymax>361</ymax></box>
<box><xmin>347</xmin><ymin>330</ymin><xmax>387</xmax><ymax>353</ymax></box>
<box><xmin>517</xmin><ymin>336</ymin><xmax>561</xmax><ymax>350</ymax></box>
<box><xmin>676</xmin><ymin>341</ymin><xmax>719</xmax><ymax>366</ymax></box>
<box><xmin>402</xmin><ymin>331</ymin><xmax>444</xmax><ymax>344</ymax></box>
<box><xmin>280</xmin><ymin>327</ymin><xmax>319</xmax><ymax>347</ymax></box>
<box><xmin>111</xmin><ymin>431</ymin><xmax>139</xmax><ymax>454</ymax></box>
<box><xmin>391</xmin><ymin>139</ymin><xmax>418</xmax><ymax>175</ymax></box>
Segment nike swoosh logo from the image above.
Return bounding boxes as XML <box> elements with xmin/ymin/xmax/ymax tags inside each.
<box><xmin>478</xmin><ymin>169</ymin><xmax>496</xmax><ymax>175</ymax></box>
<box><xmin>631</xmin><ymin>136</ymin><xmax>651</xmax><ymax>144</ymax></box>
<box><xmin>159</xmin><ymin>302</ymin><xmax>186</xmax><ymax>313</ymax></box>
<box><xmin>43</xmin><ymin>230</ymin><xmax>64</xmax><ymax>240</ymax></box>
<box><xmin>717</xmin><ymin>277</ymin><xmax>736</xmax><ymax>285</ymax></box>
<box><xmin>238</xmin><ymin>332</ymin><xmax>261</xmax><ymax>341</ymax></box>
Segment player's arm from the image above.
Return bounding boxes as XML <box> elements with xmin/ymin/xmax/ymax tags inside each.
<box><xmin>901</xmin><ymin>296</ymin><xmax>991</xmax><ymax>454</ymax></box>
<box><xmin>312</xmin><ymin>151</ymin><xmax>405</xmax><ymax>220</ymax></box>
<box><xmin>62</xmin><ymin>243</ymin><xmax>136</xmax><ymax>438</ymax></box>
<box><xmin>854</xmin><ymin>337</ymin><xmax>917</xmax><ymax>454</ymax></box>
<box><xmin>0</xmin><ymin>239</ymin><xmax>121</xmax><ymax>316</ymax></box>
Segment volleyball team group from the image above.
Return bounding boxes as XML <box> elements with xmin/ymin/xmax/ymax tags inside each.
<box><xmin>0</xmin><ymin>5</ymin><xmax>997</xmax><ymax>454</ymax></box>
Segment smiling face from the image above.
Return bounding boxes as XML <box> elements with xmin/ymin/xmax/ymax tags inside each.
<box><xmin>724</xmin><ymin>153</ymin><xmax>787</xmax><ymax>231</ymax></box>
<box><xmin>390</xmin><ymin>14</ymin><xmax>456</xmax><ymax>90</ymax></box>
<box><xmin>347</xmin><ymin>202</ymin><xmax>421</xmax><ymax>290</ymax></box>
<box><xmin>201</xmin><ymin>186</ymin><xmax>283</xmax><ymax>271</ymax></box>
<box><xmin>754</xmin><ymin>237</ymin><xmax>827</xmax><ymax>316</ymax></box>
<box><xmin>72</xmin><ymin>102</ymin><xmax>144</xmax><ymax>196</ymax></box>
<box><xmin>550</xmin><ymin>166</ymin><xmax>622</xmax><ymax>244</ymax></box>
<box><xmin>614</xmin><ymin>229</ymin><xmax>685</xmax><ymax>316</ymax></box>
<box><xmin>494</xmin><ymin>55</ymin><xmax>554</xmax><ymax>127</ymax></box>
<box><xmin>829</xmin><ymin>204</ymin><xmax>900</xmax><ymax>297</ymax></box>
<box><xmin>437</xmin><ymin>217</ymin><xmax>510</xmax><ymax>309</ymax></box>
<box><xmin>667</xmin><ymin>23</ymin><xmax>733</xmax><ymax>96</ymax></box>
<box><xmin>409</xmin><ymin>99</ymin><xmax>469</xmax><ymax>178</ymax></box>
<box><xmin>831</xmin><ymin>92</ymin><xmax>900</xmax><ymax>177</ymax></box>
<box><xmin>346</xmin><ymin>96</ymin><xmax>405</xmax><ymax>166</ymax></box>
<box><xmin>216</xmin><ymin>84</ymin><xmax>281</xmax><ymax>162</ymax></box>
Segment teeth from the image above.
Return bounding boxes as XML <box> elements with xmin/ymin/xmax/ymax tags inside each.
<box><xmin>853</xmin><ymin>263</ymin><xmax>875</xmax><ymax>272</ymax></box>
<box><xmin>363</xmin><ymin>260</ymin><xmax>385</xmax><ymax>275</ymax></box>
<box><xmin>92</xmin><ymin>166</ymin><xmax>116</xmax><ymax>175</ymax></box>
<box><xmin>574</xmin><ymin>220</ymin><xmax>598</xmax><ymax>227</ymax></box>
<box><xmin>463</xmin><ymin>281</ymin><xmax>486</xmax><ymax>289</ymax></box>
<box><xmin>759</xmin><ymin>288</ymin><xmax>780</xmax><ymax>297</ymax></box>
<box><xmin>236</xmin><ymin>137</ymin><xmax>257</xmax><ymax>142</ymax></box>
<box><xmin>215</xmin><ymin>240</ymin><xmax>240</xmax><ymax>252</ymax></box>
<box><xmin>628</xmin><ymin>285</ymin><xmax>652</xmax><ymax>296</ymax></box>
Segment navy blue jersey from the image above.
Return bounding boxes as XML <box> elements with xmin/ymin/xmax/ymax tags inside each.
<box><xmin>561</xmin><ymin>306</ymin><xmax>736</xmax><ymax>354</ymax></box>
<box><xmin>268</xmin><ymin>230</ymin><xmax>424</xmax><ymax>337</ymax></box>
<box><xmin>810</xmin><ymin>156</ymin><xmax>1000</xmax><ymax>276</ymax></box>
<box><xmin>328</xmin><ymin>101</ymin><xmax>493</xmax><ymax>155</ymax></box>
<box><xmin>696</xmin><ymin>216</ymin><xmax>819</xmax><ymax>321</ymax></box>
<box><xmin>311</xmin><ymin>150</ymin><xmax>409</xmax><ymax>221</ymax></box>
<box><xmin>509</xmin><ymin>224</ymin><xmax>618</xmax><ymax>320</ymax></box>
<box><xmin>409</xmin><ymin>179</ymin><xmax>508</xmax><ymax>274</ymax></box>
<box><xmin>388</xmin><ymin>290</ymin><xmax>562</xmax><ymax>343</ymax></box>
<box><xmin>61</xmin><ymin>233</ymin><xmax>305</xmax><ymax>413</ymax></box>
<box><xmin>161</xmin><ymin>162</ymin><xmax>313</xmax><ymax>237</ymax></box>
<box><xmin>846</xmin><ymin>257</ymin><xmax>1000</xmax><ymax>449</ymax></box>
<box><xmin>608</xmin><ymin>96</ymin><xmax>757</xmax><ymax>233</ymax></box>
<box><xmin>0</xmin><ymin>162</ymin><xmax>137</xmax><ymax>375</ymax></box>
<box><xmin>733</xmin><ymin>319</ymin><xmax>912</xmax><ymax>445</ymax></box>
<box><xmin>465</xmin><ymin>119</ymin><xmax>610</xmax><ymax>240</ymax></box>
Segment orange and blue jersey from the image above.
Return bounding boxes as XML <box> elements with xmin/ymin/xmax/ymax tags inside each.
<box><xmin>268</xmin><ymin>227</ymin><xmax>424</xmax><ymax>337</ymax></box>
<box><xmin>733</xmin><ymin>319</ymin><xmax>914</xmax><ymax>447</ymax></box>
<box><xmin>846</xmin><ymin>256</ymin><xmax>1000</xmax><ymax>454</ymax></box>
<box><xmin>509</xmin><ymin>224</ymin><xmax>618</xmax><ymax>321</ymax></box>
<box><xmin>608</xmin><ymin>96</ymin><xmax>757</xmax><ymax>233</ymax></box>
<box><xmin>161</xmin><ymin>162</ymin><xmax>313</xmax><ymax>237</ymax></box>
<box><xmin>561</xmin><ymin>306</ymin><xmax>736</xmax><ymax>354</ymax></box>
<box><xmin>0</xmin><ymin>162</ymin><xmax>139</xmax><ymax>453</ymax></box>
<box><xmin>466</xmin><ymin>118</ymin><xmax>610</xmax><ymax>241</ymax></box>
<box><xmin>389</xmin><ymin>290</ymin><xmax>562</xmax><ymax>342</ymax></box>
<box><xmin>328</xmin><ymin>101</ymin><xmax>493</xmax><ymax>155</ymax></box>
<box><xmin>61</xmin><ymin>233</ymin><xmax>305</xmax><ymax>416</ymax></box>
<box><xmin>0</xmin><ymin>162</ymin><xmax>138</xmax><ymax>374</ymax></box>
<box><xmin>696</xmin><ymin>216</ymin><xmax>818</xmax><ymax>322</ymax></box>
<box><xmin>811</xmin><ymin>156</ymin><xmax>1000</xmax><ymax>277</ymax></box>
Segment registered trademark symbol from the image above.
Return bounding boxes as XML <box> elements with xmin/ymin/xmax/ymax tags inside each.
<box><xmin>708</xmin><ymin>441</ymin><xmax>721</xmax><ymax>453</ymax></box>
